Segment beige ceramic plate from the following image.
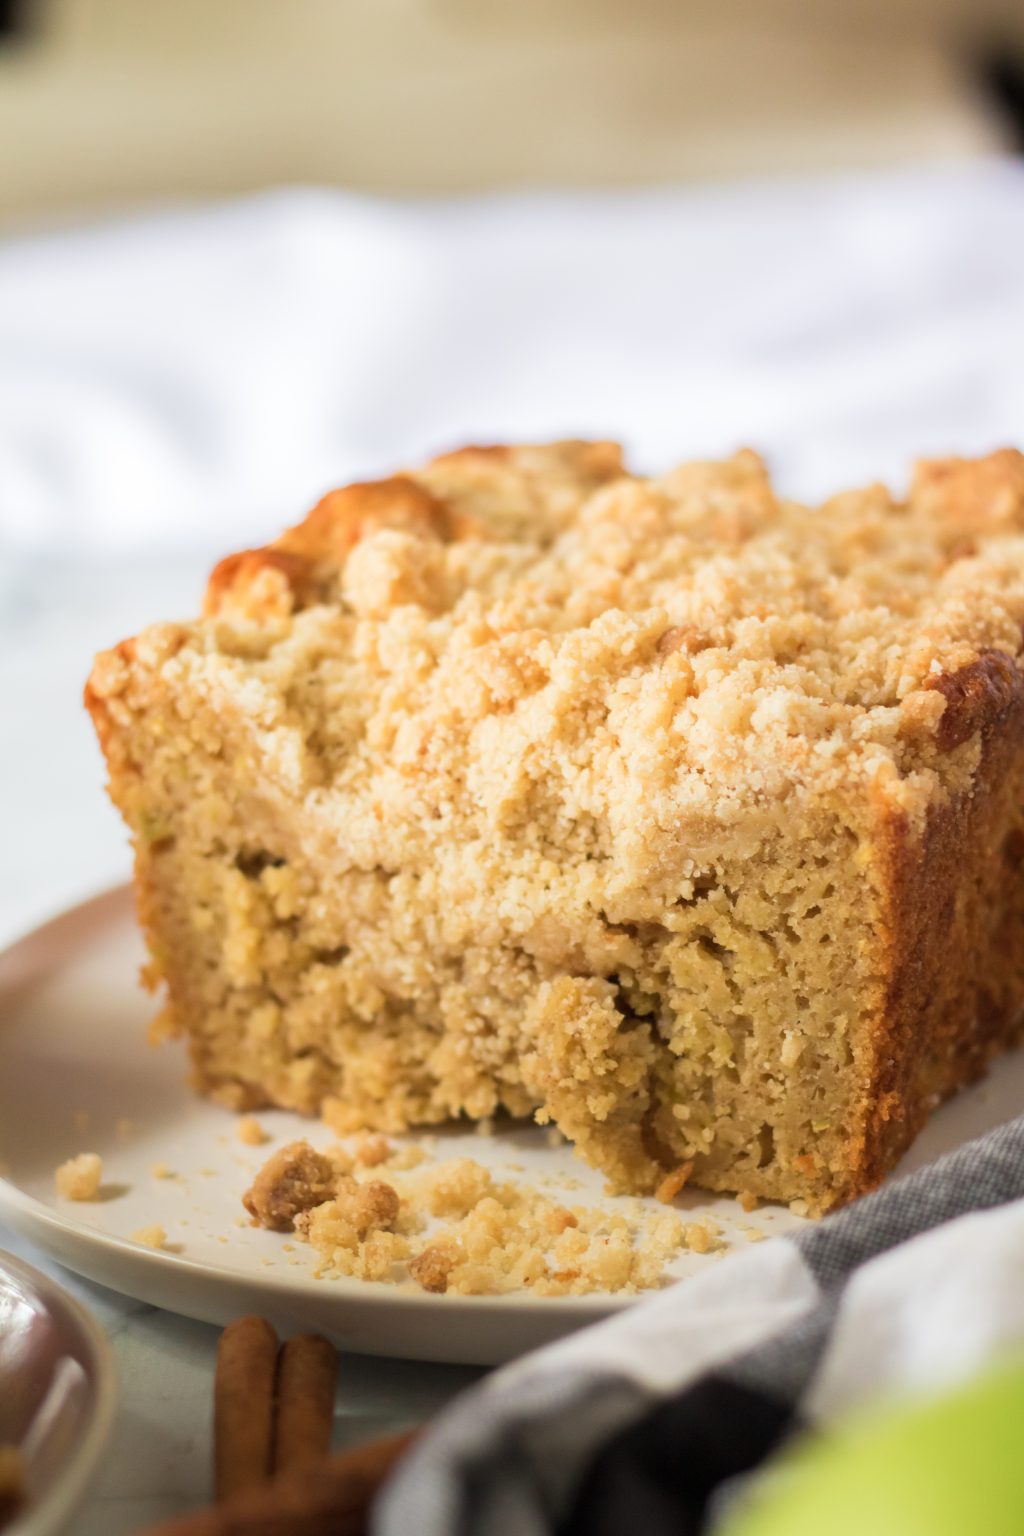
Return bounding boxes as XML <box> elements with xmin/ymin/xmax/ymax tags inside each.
<box><xmin>0</xmin><ymin>1248</ymin><xmax>116</xmax><ymax>1536</ymax></box>
<box><xmin>0</xmin><ymin>888</ymin><xmax>1021</xmax><ymax>1366</ymax></box>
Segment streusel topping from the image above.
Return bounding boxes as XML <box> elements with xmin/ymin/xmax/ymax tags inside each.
<box><xmin>139</xmin><ymin>445</ymin><xmax>1024</xmax><ymax>871</ymax></box>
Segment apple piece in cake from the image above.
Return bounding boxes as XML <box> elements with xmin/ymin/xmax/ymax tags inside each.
<box><xmin>86</xmin><ymin>442</ymin><xmax>1024</xmax><ymax>1213</ymax></box>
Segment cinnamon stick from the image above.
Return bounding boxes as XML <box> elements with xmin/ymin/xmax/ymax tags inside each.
<box><xmin>141</xmin><ymin>1429</ymin><xmax>418</xmax><ymax>1536</ymax></box>
<box><xmin>214</xmin><ymin>1316</ymin><xmax>278</xmax><ymax>1501</ymax></box>
<box><xmin>272</xmin><ymin>1334</ymin><xmax>337</xmax><ymax>1474</ymax></box>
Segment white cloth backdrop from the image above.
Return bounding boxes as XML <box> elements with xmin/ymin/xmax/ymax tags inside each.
<box><xmin>2</xmin><ymin>156</ymin><xmax>1024</xmax><ymax>940</ymax></box>
<box><xmin>3</xmin><ymin>157</ymin><xmax>1024</xmax><ymax>559</ymax></box>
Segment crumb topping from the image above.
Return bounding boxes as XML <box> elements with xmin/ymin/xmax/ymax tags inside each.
<box><xmin>94</xmin><ymin>445</ymin><xmax>1024</xmax><ymax>904</ymax></box>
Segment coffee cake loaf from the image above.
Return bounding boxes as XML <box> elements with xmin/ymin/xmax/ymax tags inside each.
<box><xmin>86</xmin><ymin>443</ymin><xmax>1024</xmax><ymax>1212</ymax></box>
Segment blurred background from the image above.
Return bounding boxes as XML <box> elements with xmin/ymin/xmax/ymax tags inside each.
<box><xmin>1</xmin><ymin>0</ymin><xmax>1023</xmax><ymax>216</ymax></box>
<box><xmin>3</xmin><ymin>0</ymin><xmax>1024</xmax><ymax>941</ymax></box>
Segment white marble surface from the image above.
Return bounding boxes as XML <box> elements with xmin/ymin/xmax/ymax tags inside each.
<box><xmin>0</xmin><ymin>558</ymin><xmax>484</xmax><ymax>1534</ymax></box>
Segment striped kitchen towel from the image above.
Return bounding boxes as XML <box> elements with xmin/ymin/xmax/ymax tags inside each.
<box><xmin>376</xmin><ymin>1115</ymin><xmax>1024</xmax><ymax>1536</ymax></box>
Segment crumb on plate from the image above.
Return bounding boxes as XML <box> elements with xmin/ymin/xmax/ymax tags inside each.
<box><xmin>242</xmin><ymin>1140</ymin><xmax>338</xmax><ymax>1231</ymax></box>
<box><xmin>236</xmin><ymin>1115</ymin><xmax>269</xmax><ymax>1147</ymax></box>
<box><xmin>245</xmin><ymin>1138</ymin><xmax>690</xmax><ymax>1296</ymax></box>
<box><xmin>55</xmin><ymin>1153</ymin><xmax>102</xmax><ymax>1201</ymax></box>
<box><xmin>682</xmin><ymin>1219</ymin><xmax>723</xmax><ymax>1255</ymax></box>
<box><xmin>132</xmin><ymin>1224</ymin><xmax>167</xmax><ymax>1249</ymax></box>
<box><xmin>352</xmin><ymin>1133</ymin><xmax>391</xmax><ymax>1167</ymax></box>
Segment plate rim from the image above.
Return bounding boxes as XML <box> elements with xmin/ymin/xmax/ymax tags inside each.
<box><xmin>0</xmin><ymin>881</ymin><xmax>131</xmax><ymax>957</ymax></box>
<box><xmin>0</xmin><ymin>1173</ymin><xmax>629</xmax><ymax>1319</ymax></box>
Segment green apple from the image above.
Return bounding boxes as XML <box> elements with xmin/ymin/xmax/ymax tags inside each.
<box><xmin>722</xmin><ymin>1363</ymin><xmax>1024</xmax><ymax>1536</ymax></box>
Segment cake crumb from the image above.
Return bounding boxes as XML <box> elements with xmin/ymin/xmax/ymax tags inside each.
<box><xmin>150</xmin><ymin>1162</ymin><xmax>173</xmax><ymax>1180</ymax></box>
<box><xmin>236</xmin><ymin>1116</ymin><xmax>269</xmax><ymax>1147</ymax></box>
<box><xmin>353</xmin><ymin>1133</ymin><xmax>391</xmax><ymax>1167</ymax></box>
<box><xmin>55</xmin><ymin>1153</ymin><xmax>103</xmax><ymax>1201</ymax></box>
<box><xmin>737</xmin><ymin>1190</ymin><xmax>759</xmax><ymax>1213</ymax></box>
<box><xmin>655</xmin><ymin>1161</ymin><xmax>695</xmax><ymax>1204</ymax></box>
<box><xmin>544</xmin><ymin>1206</ymin><xmax>578</xmax><ymax>1236</ymax></box>
<box><xmin>408</xmin><ymin>1242</ymin><xmax>457</xmax><ymax>1294</ymax></box>
<box><xmin>132</xmin><ymin>1224</ymin><xmax>167</xmax><ymax>1249</ymax></box>
<box><xmin>419</xmin><ymin>1158</ymin><xmax>492</xmax><ymax>1219</ymax></box>
<box><xmin>789</xmin><ymin>1198</ymin><xmax>810</xmax><ymax>1218</ymax></box>
<box><xmin>329</xmin><ymin>1176</ymin><xmax>401</xmax><ymax>1236</ymax></box>
<box><xmin>383</xmin><ymin>1144</ymin><xmax>427</xmax><ymax>1172</ymax></box>
<box><xmin>148</xmin><ymin>1012</ymin><xmax>176</xmax><ymax>1046</ymax></box>
<box><xmin>242</xmin><ymin>1140</ymin><xmax>339</xmax><ymax>1231</ymax></box>
<box><xmin>682</xmin><ymin>1220</ymin><xmax>722</xmax><ymax>1255</ymax></box>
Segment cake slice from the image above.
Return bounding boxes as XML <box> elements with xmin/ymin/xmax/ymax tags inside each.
<box><xmin>86</xmin><ymin>442</ymin><xmax>1024</xmax><ymax>1212</ymax></box>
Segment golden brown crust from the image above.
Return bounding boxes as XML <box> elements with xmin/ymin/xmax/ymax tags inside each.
<box><xmin>203</xmin><ymin>442</ymin><xmax>626</xmax><ymax>620</ymax></box>
<box><xmin>83</xmin><ymin>636</ymin><xmax>136</xmax><ymax>763</ymax></box>
<box><xmin>911</xmin><ymin>448</ymin><xmax>1024</xmax><ymax>535</ymax></box>
<box><xmin>923</xmin><ymin>649</ymin><xmax>1022</xmax><ymax>753</ymax></box>
<box><xmin>204</xmin><ymin>477</ymin><xmax>448</xmax><ymax>619</ymax></box>
<box><xmin>858</xmin><ymin>659</ymin><xmax>1024</xmax><ymax>1194</ymax></box>
<box><xmin>204</xmin><ymin>548</ymin><xmax>322</xmax><ymax>620</ymax></box>
<box><xmin>426</xmin><ymin>438</ymin><xmax>624</xmax><ymax>482</ymax></box>
<box><xmin>281</xmin><ymin>476</ymin><xmax>449</xmax><ymax>559</ymax></box>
